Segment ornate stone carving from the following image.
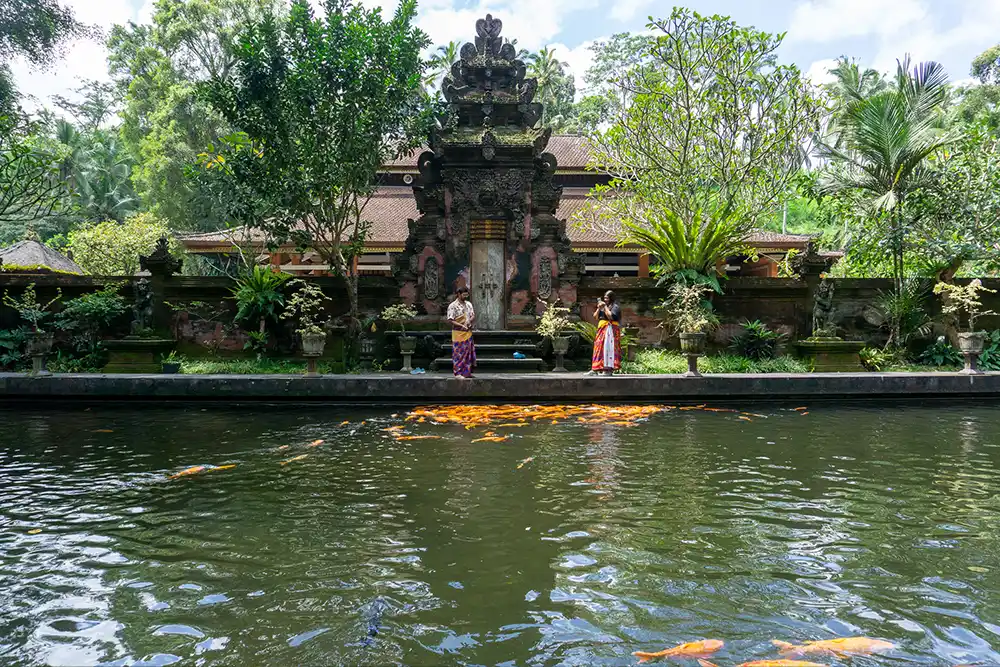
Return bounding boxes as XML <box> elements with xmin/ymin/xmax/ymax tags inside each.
<box><xmin>538</xmin><ymin>257</ymin><xmax>553</xmax><ymax>299</ymax></box>
<box><xmin>423</xmin><ymin>256</ymin><xmax>440</xmax><ymax>300</ymax></box>
<box><xmin>130</xmin><ymin>278</ymin><xmax>154</xmax><ymax>335</ymax></box>
<box><xmin>139</xmin><ymin>236</ymin><xmax>181</xmax><ymax>278</ymax></box>
<box><xmin>812</xmin><ymin>279</ymin><xmax>837</xmax><ymax>337</ymax></box>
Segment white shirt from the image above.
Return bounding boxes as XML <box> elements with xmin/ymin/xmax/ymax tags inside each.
<box><xmin>447</xmin><ymin>299</ymin><xmax>475</xmax><ymax>323</ymax></box>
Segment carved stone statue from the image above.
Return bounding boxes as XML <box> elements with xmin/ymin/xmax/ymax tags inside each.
<box><xmin>811</xmin><ymin>278</ymin><xmax>837</xmax><ymax>338</ymax></box>
<box><xmin>140</xmin><ymin>236</ymin><xmax>182</xmax><ymax>278</ymax></box>
<box><xmin>130</xmin><ymin>278</ymin><xmax>154</xmax><ymax>336</ymax></box>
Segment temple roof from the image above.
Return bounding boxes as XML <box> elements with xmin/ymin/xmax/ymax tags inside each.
<box><xmin>0</xmin><ymin>240</ymin><xmax>85</xmax><ymax>274</ymax></box>
<box><xmin>178</xmin><ymin>186</ymin><xmax>815</xmax><ymax>252</ymax></box>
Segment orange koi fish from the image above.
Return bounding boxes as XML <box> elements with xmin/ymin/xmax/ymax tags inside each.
<box><xmin>93</xmin><ymin>429</ymin><xmax>114</xmax><ymax>433</ymax></box>
<box><xmin>634</xmin><ymin>639</ymin><xmax>724</xmax><ymax>663</ymax></box>
<box><xmin>382</xmin><ymin>426</ymin><xmax>404</xmax><ymax>432</ymax></box>
<box><xmin>280</xmin><ymin>454</ymin><xmax>308</xmax><ymax>465</ymax></box>
<box><xmin>516</xmin><ymin>456</ymin><xmax>534</xmax><ymax>469</ymax></box>
<box><xmin>699</xmin><ymin>661</ymin><xmax>826</xmax><ymax>667</ymax></box>
<box><xmin>800</xmin><ymin>412</ymin><xmax>810</xmax><ymax>416</ymax></box>
<box><xmin>394</xmin><ymin>435</ymin><xmax>442</xmax><ymax>441</ymax></box>
<box><xmin>472</xmin><ymin>436</ymin><xmax>509</xmax><ymax>443</ymax></box>
<box><xmin>169</xmin><ymin>465</ymin><xmax>206</xmax><ymax>479</ymax></box>
<box><xmin>339</xmin><ymin>421</ymin><xmax>350</xmax><ymax>426</ymax></box>
<box><xmin>738</xmin><ymin>416</ymin><xmax>753</xmax><ymax>422</ymax></box>
<box><xmin>772</xmin><ymin>637</ymin><xmax>895</xmax><ymax>657</ymax></box>
<box><xmin>793</xmin><ymin>407</ymin><xmax>808</xmax><ymax>411</ymax></box>
<box><xmin>277</xmin><ymin>445</ymin><xmax>290</xmax><ymax>450</ymax></box>
<box><xmin>211</xmin><ymin>464</ymin><xmax>237</xmax><ymax>471</ymax></box>
<box><xmin>308</xmin><ymin>439</ymin><xmax>325</xmax><ymax>447</ymax></box>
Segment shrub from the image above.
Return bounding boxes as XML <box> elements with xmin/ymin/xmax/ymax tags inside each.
<box><xmin>55</xmin><ymin>285</ymin><xmax>127</xmax><ymax>353</ymax></box>
<box><xmin>231</xmin><ymin>265</ymin><xmax>292</xmax><ymax>334</ymax></box>
<box><xmin>729</xmin><ymin>320</ymin><xmax>784</xmax><ymax>360</ymax></box>
<box><xmin>860</xmin><ymin>346</ymin><xmax>899</xmax><ymax>372</ymax></box>
<box><xmin>67</xmin><ymin>213</ymin><xmax>174</xmax><ymax>275</ymax></box>
<box><xmin>656</xmin><ymin>282</ymin><xmax>719</xmax><ymax>334</ymax></box>
<box><xmin>978</xmin><ymin>330</ymin><xmax>1000</xmax><ymax>371</ymax></box>
<box><xmin>916</xmin><ymin>336</ymin><xmax>962</xmax><ymax>367</ymax></box>
<box><xmin>535</xmin><ymin>300</ymin><xmax>571</xmax><ymax>340</ymax></box>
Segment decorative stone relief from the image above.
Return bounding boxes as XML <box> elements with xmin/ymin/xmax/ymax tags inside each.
<box><xmin>423</xmin><ymin>256</ymin><xmax>440</xmax><ymax>300</ymax></box>
<box><xmin>538</xmin><ymin>257</ymin><xmax>553</xmax><ymax>299</ymax></box>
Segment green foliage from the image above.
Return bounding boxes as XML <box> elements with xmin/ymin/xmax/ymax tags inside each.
<box><xmin>584</xmin><ymin>9</ymin><xmax>819</xmax><ymax>275</ymax></box>
<box><xmin>0</xmin><ymin>112</ymin><xmax>67</xmax><ymax>229</ymax></box>
<box><xmin>527</xmin><ymin>47</ymin><xmax>576</xmax><ymax>130</ymax></box>
<box><xmin>917</xmin><ymin>337</ymin><xmax>962</xmax><ymax>367</ymax></box>
<box><xmin>977</xmin><ymin>330</ymin><xmax>1000</xmax><ymax>371</ymax></box>
<box><xmin>200</xmin><ymin>0</ymin><xmax>430</xmax><ymax>324</ymax></box>
<box><xmin>622</xmin><ymin>348</ymin><xmax>807</xmax><ymax>375</ymax></box>
<box><xmin>573</xmin><ymin>320</ymin><xmax>597</xmax><ymax>343</ymax></box>
<box><xmin>875</xmin><ymin>278</ymin><xmax>932</xmax><ymax>348</ymax></box>
<box><xmin>67</xmin><ymin>213</ymin><xmax>173</xmax><ymax>275</ymax></box>
<box><xmin>380</xmin><ymin>303</ymin><xmax>417</xmax><ymax>334</ymax></box>
<box><xmin>281</xmin><ymin>280</ymin><xmax>331</xmax><ymax>336</ymax></box>
<box><xmin>934</xmin><ymin>279</ymin><xmax>997</xmax><ymax>332</ymax></box>
<box><xmin>535</xmin><ymin>300</ymin><xmax>571</xmax><ymax>340</ymax></box>
<box><xmin>2</xmin><ymin>283</ymin><xmax>61</xmax><ymax>332</ymax></box>
<box><xmin>54</xmin><ymin>284</ymin><xmax>127</xmax><ymax>353</ymax></box>
<box><xmin>729</xmin><ymin>320</ymin><xmax>785</xmax><ymax>361</ymax></box>
<box><xmin>0</xmin><ymin>327</ymin><xmax>28</xmax><ymax>369</ymax></box>
<box><xmin>107</xmin><ymin>0</ymin><xmax>278</xmax><ymax>230</ymax></box>
<box><xmin>178</xmin><ymin>356</ymin><xmax>334</xmax><ymax>375</ymax></box>
<box><xmin>656</xmin><ymin>282</ymin><xmax>719</xmax><ymax>335</ymax></box>
<box><xmin>819</xmin><ymin>57</ymin><xmax>954</xmax><ymax>303</ymax></box>
<box><xmin>859</xmin><ymin>346</ymin><xmax>898</xmax><ymax>372</ymax></box>
<box><xmin>230</xmin><ymin>265</ymin><xmax>291</xmax><ymax>333</ymax></box>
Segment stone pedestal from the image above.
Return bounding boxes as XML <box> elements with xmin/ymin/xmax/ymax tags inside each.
<box><xmin>103</xmin><ymin>339</ymin><xmax>175</xmax><ymax>374</ymax></box>
<box><xmin>794</xmin><ymin>338</ymin><xmax>866</xmax><ymax>372</ymax></box>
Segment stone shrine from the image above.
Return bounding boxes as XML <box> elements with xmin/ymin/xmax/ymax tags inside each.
<box><xmin>394</xmin><ymin>14</ymin><xmax>584</xmax><ymax>331</ymax></box>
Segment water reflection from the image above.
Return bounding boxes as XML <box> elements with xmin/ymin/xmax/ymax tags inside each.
<box><xmin>0</xmin><ymin>404</ymin><xmax>999</xmax><ymax>665</ymax></box>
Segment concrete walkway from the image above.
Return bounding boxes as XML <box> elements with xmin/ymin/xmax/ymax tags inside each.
<box><xmin>1</xmin><ymin>371</ymin><xmax>999</xmax><ymax>403</ymax></box>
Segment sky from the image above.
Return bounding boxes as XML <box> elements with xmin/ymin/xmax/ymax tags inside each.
<box><xmin>11</xmin><ymin>0</ymin><xmax>1000</xmax><ymax>109</ymax></box>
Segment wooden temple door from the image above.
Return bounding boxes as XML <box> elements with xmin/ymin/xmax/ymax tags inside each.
<box><xmin>470</xmin><ymin>240</ymin><xmax>505</xmax><ymax>330</ymax></box>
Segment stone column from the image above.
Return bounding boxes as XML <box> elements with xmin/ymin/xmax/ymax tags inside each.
<box><xmin>139</xmin><ymin>236</ymin><xmax>183</xmax><ymax>336</ymax></box>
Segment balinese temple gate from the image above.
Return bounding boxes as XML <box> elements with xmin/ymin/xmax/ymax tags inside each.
<box><xmin>394</xmin><ymin>15</ymin><xmax>584</xmax><ymax>332</ymax></box>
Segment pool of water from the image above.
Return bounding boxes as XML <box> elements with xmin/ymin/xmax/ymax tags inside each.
<box><xmin>2</xmin><ymin>402</ymin><xmax>1000</xmax><ymax>666</ymax></box>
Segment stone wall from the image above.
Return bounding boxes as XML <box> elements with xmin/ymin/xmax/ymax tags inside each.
<box><xmin>2</xmin><ymin>273</ymin><xmax>998</xmax><ymax>359</ymax></box>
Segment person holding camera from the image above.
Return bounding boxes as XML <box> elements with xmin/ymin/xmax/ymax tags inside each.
<box><xmin>589</xmin><ymin>290</ymin><xmax>622</xmax><ymax>376</ymax></box>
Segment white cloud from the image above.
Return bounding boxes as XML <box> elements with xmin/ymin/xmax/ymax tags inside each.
<box><xmin>546</xmin><ymin>40</ymin><xmax>599</xmax><ymax>99</ymax></box>
<box><xmin>804</xmin><ymin>58</ymin><xmax>839</xmax><ymax>87</ymax></box>
<box><xmin>609</xmin><ymin>0</ymin><xmax>651</xmax><ymax>22</ymax></box>
<box><xmin>787</xmin><ymin>0</ymin><xmax>927</xmax><ymax>44</ymax></box>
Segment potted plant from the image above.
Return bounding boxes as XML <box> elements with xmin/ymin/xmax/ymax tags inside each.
<box><xmin>536</xmin><ymin>299</ymin><xmax>572</xmax><ymax>372</ymax></box>
<box><xmin>381</xmin><ymin>304</ymin><xmax>418</xmax><ymax>355</ymax></box>
<box><xmin>281</xmin><ymin>280</ymin><xmax>331</xmax><ymax>373</ymax></box>
<box><xmin>3</xmin><ymin>284</ymin><xmax>62</xmax><ymax>375</ymax></box>
<box><xmin>934</xmin><ymin>279</ymin><xmax>997</xmax><ymax>374</ymax></box>
<box><xmin>161</xmin><ymin>350</ymin><xmax>181</xmax><ymax>374</ymax></box>
<box><xmin>657</xmin><ymin>282</ymin><xmax>719</xmax><ymax>376</ymax></box>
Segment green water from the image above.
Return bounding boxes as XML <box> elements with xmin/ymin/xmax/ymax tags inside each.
<box><xmin>2</xmin><ymin>403</ymin><xmax>1000</xmax><ymax>666</ymax></box>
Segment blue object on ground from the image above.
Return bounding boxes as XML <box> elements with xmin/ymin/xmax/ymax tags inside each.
<box><xmin>410</xmin><ymin>368</ymin><xmax>425</xmax><ymax>375</ymax></box>
<box><xmin>513</xmin><ymin>352</ymin><xmax>526</xmax><ymax>359</ymax></box>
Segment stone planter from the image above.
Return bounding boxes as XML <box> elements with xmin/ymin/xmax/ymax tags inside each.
<box><xmin>104</xmin><ymin>339</ymin><xmax>175</xmax><ymax>374</ymax></box>
<box><xmin>678</xmin><ymin>331</ymin><xmax>706</xmax><ymax>377</ymax></box>
<box><xmin>793</xmin><ymin>337</ymin><xmax>865</xmax><ymax>372</ymax></box>
<box><xmin>551</xmin><ymin>336</ymin><xmax>570</xmax><ymax>373</ymax></box>
<box><xmin>25</xmin><ymin>331</ymin><xmax>54</xmax><ymax>376</ymax></box>
<box><xmin>957</xmin><ymin>331</ymin><xmax>987</xmax><ymax>374</ymax></box>
<box><xmin>301</xmin><ymin>331</ymin><xmax>326</xmax><ymax>377</ymax></box>
<box><xmin>398</xmin><ymin>335</ymin><xmax>417</xmax><ymax>373</ymax></box>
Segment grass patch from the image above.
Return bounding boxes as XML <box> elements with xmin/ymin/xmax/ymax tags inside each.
<box><xmin>622</xmin><ymin>349</ymin><xmax>808</xmax><ymax>375</ymax></box>
<box><xmin>179</xmin><ymin>357</ymin><xmax>336</xmax><ymax>375</ymax></box>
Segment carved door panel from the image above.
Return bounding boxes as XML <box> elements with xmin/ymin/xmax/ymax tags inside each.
<box><xmin>471</xmin><ymin>240</ymin><xmax>505</xmax><ymax>330</ymax></box>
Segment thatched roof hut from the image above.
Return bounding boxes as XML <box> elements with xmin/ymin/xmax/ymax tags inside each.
<box><xmin>0</xmin><ymin>240</ymin><xmax>85</xmax><ymax>274</ymax></box>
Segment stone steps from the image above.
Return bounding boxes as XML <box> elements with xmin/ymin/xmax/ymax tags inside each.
<box><xmin>429</xmin><ymin>355</ymin><xmax>547</xmax><ymax>372</ymax></box>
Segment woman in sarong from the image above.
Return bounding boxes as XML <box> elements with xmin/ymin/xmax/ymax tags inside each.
<box><xmin>447</xmin><ymin>288</ymin><xmax>476</xmax><ymax>379</ymax></box>
<box><xmin>591</xmin><ymin>290</ymin><xmax>622</xmax><ymax>376</ymax></box>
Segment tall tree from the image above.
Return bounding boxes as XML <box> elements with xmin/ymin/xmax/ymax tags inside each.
<box><xmin>0</xmin><ymin>114</ymin><xmax>65</xmax><ymax>229</ymax></box>
<box><xmin>200</xmin><ymin>0</ymin><xmax>429</xmax><ymax>329</ymax></box>
<box><xmin>0</xmin><ymin>0</ymin><xmax>88</xmax><ymax>110</ymax></box>
<box><xmin>583</xmin><ymin>9</ymin><xmax>820</xmax><ymax>285</ymax></box>
<box><xmin>819</xmin><ymin>57</ymin><xmax>954</xmax><ymax>306</ymax></box>
<box><xmin>425</xmin><ymin>41</ymin><xmax>460</xmax><ymax>89</ymax></box>
<box><xmin>527</xmin><ymin>47</ymin><xmax>577</xmax><ymax>129</ymax></box>
<box><xmin>106</xmin><ymin>0</ymin><xmax>277</xmax><ymax>231</ymax></box>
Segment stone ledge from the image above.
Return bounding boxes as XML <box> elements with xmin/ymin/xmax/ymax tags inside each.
<box><xmin>1</xmin><ymin>372</ymin><xmax>999</xmax><ymax>403</ymax></box>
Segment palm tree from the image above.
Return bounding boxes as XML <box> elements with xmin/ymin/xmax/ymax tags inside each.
<box><xmin>528</xmin><ymin>47</ymin><xmax>569</xmax><ymax>106</ymax></box>
<box><xmin>424</xmin><ymin>41</ymin><xmax>461</xmax><ymax>89</ymax></box>
<box><xmin>819</xmin><ymin>57</ymin><xmax>954</xmax><ymax>344</ymax></box>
